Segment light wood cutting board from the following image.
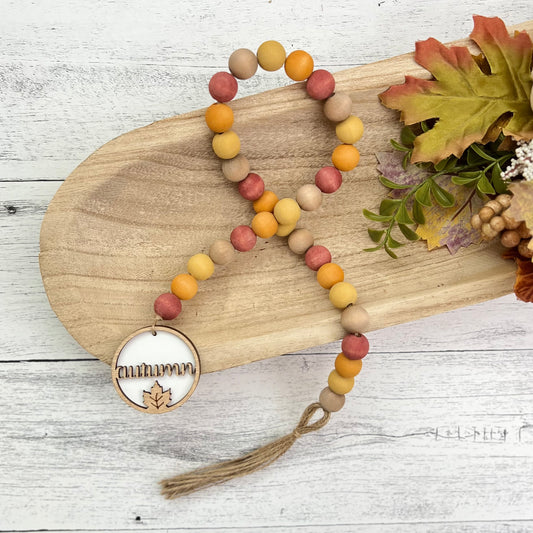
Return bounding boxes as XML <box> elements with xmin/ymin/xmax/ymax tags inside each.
<box><xmin>39</xmin><ymin>21</ymin><xmax>532</xmax><ymax>373</ymax></box>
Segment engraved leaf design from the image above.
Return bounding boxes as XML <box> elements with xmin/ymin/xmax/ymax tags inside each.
<box><xmin>143</xmin><ymin>380</ymin><xmax>172</xmax><ymax>411</ymax></box>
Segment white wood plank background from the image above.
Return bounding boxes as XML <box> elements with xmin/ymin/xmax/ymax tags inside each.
<box><xmin>1</xmin><ymin>1</ymin><xmax>533</xmax><ymax>531</ymax></box>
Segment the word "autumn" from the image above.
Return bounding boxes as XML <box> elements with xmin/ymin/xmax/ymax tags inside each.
<box><xmin>117</xmin><ymin>362</ymin><xmax>196</xmax><ymax>379</ymax></box>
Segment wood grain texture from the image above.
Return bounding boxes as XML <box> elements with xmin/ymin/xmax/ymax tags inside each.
<box><xmin>38</xmin><ymin>21</ymin><xmax>533</xmax><ymax>372</ymax></box>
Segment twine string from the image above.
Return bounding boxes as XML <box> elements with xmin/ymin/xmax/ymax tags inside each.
<box><xmin>160</xmin><ymin>402</ymin><xmax>330</xmax><ymax>499</ymax></box>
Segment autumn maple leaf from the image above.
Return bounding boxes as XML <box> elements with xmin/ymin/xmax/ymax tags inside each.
<box><xmin>143</xmin><ymin>380</ymin><xmax>172</xmax><ymax>412</ymax></box>
<box><xmin>380</xmin><ymin>16</ymin><xmax>533</xmax><ymax>164</ymax></box>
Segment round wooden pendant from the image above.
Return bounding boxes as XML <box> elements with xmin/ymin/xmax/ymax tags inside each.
<box><xmin>111</xmin><ymin>325</ymin><xmax>200</xmax><ymax>413</ymax></box>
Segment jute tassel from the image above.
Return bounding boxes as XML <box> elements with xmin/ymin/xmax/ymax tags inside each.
<box><xmin>160</xmin><ymin>402</ymin><xmax>330</xmax><ymax>499</ymax></box>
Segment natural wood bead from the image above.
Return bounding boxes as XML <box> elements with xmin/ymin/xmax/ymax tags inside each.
<box><xmin>170</xmin><ymin>273</ymin><xmax>198</xmax><ymax>300</ymax></box>
<box><xmin>335</xmin><ymin>115</ymin><xmax>364</xmax><ymax>144</ymax></box>
<box><xmin>323</xmin><ymin>92</ymin><xmax>352</xmax><ymax>122</ymax></box>
<box><xmin>208</xmin><ymin>72</ymin><xmax>238</xmax><ymax>102</ymax></box>
<box><xmin>251</xmin><ymin>211</ymin><xmax>278</xmax><ymax>239</ymax></box>
<box><xmin>212</xmin><ymin>130</ymin><xmax>240</xmax><ymax>159</ymax></box>
<box><xmin>329</xmin><ymin>281</ymin><xmax>357</xmax><ymax>309</ymax></box>
<box><xmin>341</xmin><ymin>305</ymin><xmax>370</xmax><ymax>333</ymax></box>
<box><xmin>187</xmin><ymin>253</ymin><xmax>215</xmax><ymax>280</ymax></box>
<box><xmin>317</xmin><ymin>262</ymin><xmax>344</xmax><ymax>289</ymax></box>
<box><xmin>517</xmin><ymin>222</ymin><xmax>532</xmax><ymax>239</ymax></box>
<box><xmin>256</xmin><ymin>40</ymin><xmax>286</xmax><ymax>71</ymax></box>
<box><xmin>496</xmin><ymin>194</ymin><xmax>512</xmax><ymax>209</ymax></box>
<box><xmin>296</xmin><ymin>184</ymin><xmax>322</xmax><ymax>211</ymax></box>
<box><xmin>500</xmin><ymin>229</ymin><xmax>521</xmax><ymax>248</ymax></box>
<box><xmin>501</xmin><ymin>210</ymin><xmax>521</xmax><ymax>230</ymax></box>
<box><xmin>485</xmin><ymin>200</ymin><xmax>503</xmax><ymax>215</ymax></box>
<box><xmin>205</xmin><ymin>103</ymin><xmax>234</xmax><ymax>133</ymax></box>
<box><xmin>276</xmin><ymin>222</ymin><xmax>296</xmax><ymax>237</ymax></box>
<box><xmin>284</xmin><ymin>50</ymin><xmax>314</xmax><ymax>81</ymax></box>
<box><xmin>287</xmin><ymin>228</ymin><xmax>314</xmax><ymax>254</ymax></box>
<box><xmin>154</xmin><ymin>293</ymin><xmax>182</xmax><ymax>320</ymax></box>
<box><xmin>209</xmin><ymin>239</ymin><xmax>235</xmax><ymax>265</ymax></box>
<box><xmin>230</xmin><ymin>225</ymin><xmax>257</xmax><ymax>252</ymax></box>
<box><xmin>273</xmin><ymin>198</ymin><xmax>301</xmax><ymax>225</ymax></box>
<box><xmin>306</xmin><ymin>69</ymin><xmax>335</xmax><ymax>100</ymax></box>
<box><xmin>228</xmin><ymin>48</ymin><xmax>258</xmax><ymax>80</ymax></box>
<box><xmin>253</xmin><ymin>190</ymin><xmax>279</xmax><ymax>213</ymax></box>
<box><xmin>518</xmin><ymin>239</ymin><xmax>533</xmax><ymax>258</ymax></box>
<box><xmin>481</xmin><ymin>223</ymin><xmax>499</xmax><ymax>240</ymax></box>
<box><xmin>489</xmin><ymin>216</ymin><xmax>506</xmax><ymax>232</ymax></box>
<box><xmin>470</xmin><ymin>213</ymin><xmax>482</xmax><ymax>230</ymax></box>
<box><xmin>222</xmin><ymin>154</ymin><xmax>250</xmax><ymax>182</ymax></box>
<box><xmin>328</xmin><ymin>370</ymin><xmax>354</xmax><ymax>395</ymax></box>
<box><xmin>318</xmin><ymin>387</ymin><xmax>345</xmax><ymax>412</ymax></box>
<box><xmin>332</xmin><ymin>144</ymin><xmax>360</xmax><ymax>172</ymax></box>
<box><xmin>478</xmin><ymin>206</ymin><xmax>495</xmax><ymax>222</ymax></box>
<box><xmin>335</xmin><ymin>353</ymin><xmax>363</xmax><ymax>378</ymax></box>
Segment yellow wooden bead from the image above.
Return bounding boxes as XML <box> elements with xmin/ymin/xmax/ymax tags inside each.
<box><xmin>273</xmin><ymin>198</ymin><xmax>301</xmax><ymax>225</ymax></box>
<box><xmin>251</xmin><ymin>211</ymin><xmax>278</xmax><ymax>238</ymax></box>
<box><xmin>317</xmin><ymin>262</ymin><xmax>344</xmax><ymax>289</ymax></box>
<box><xmin>328</xmin><ymin>370</ymin><xmax>354</xmax><ymax>395</ymax></box>
<box><xmin>253</xmin><ymin>190</ymin><xmax>279</xmax><ymax>213</ymax></box>
<box><xmin>331</xmin><ymin>144</ymin><xmax>360</xmax><ymax>171</ymax></box>
<box><xmin>329</xmin><ymin>281</ymin><xmax>357</xmax><ymax>309</ymax></box>
<box><xmin>212</xmin><ymin>130</ymin><xmax>240</xmax><ymax>159</ymax></box>
<box><xmin>257</xmin><ymin>40</ymin><xmax>286</xmax><ymax>71</ymax></box>
<box><xmin>276</xmin><ymin>222</ymin><xmax>296</xmax><ymax>237</ymax></box>
<box><xmin>335</xmin><ymin>353</ymin><xmax>362</xmax><ymax>378</ymax></box>
<box><xmin>284</xmin><ymin>50</ymin><xmax>314</xmax><ymax>81</ymax></box>
<box><xmin>205</xmin><ymin>103</ymin><xmax>234</xmax><ymax>133</ymax></box>
<box><xmin>187</xmin><ymin>253</ymin><xmax>215</xmax><ymax>281</ymax></box>
<box><xmin>170</xmin><ymin>273</ymin><xmax>198</xmax><ymax>301</ymax></box>
<box><xmin>335</xmin><ymin>115</ymin><xmax>364</xmax><ymax>144</ymax></box>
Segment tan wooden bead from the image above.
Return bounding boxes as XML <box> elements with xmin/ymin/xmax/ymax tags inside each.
<box><xmin>485</xmin><ymin>200</ymin><xmax>503</xmax><ymax>215</ymax></box>
<box><xmin>489</xmin><ymin>216</ymin><xmax>505</xmax><ymax>232</ymax></box>
<box><xmin>500</xmin><ymin>230</ymin><xmax>521</xmax><ymax>248</ymax></box>
<box><xmin>296</xmin><ymin>183</ymin><xmax>322</xmax><ymax>211</ymax></box>
<box><xmin>228</xmin><ymin>48</ymin><xmax>258</xmax><ymax>80</ymax></box>
<box><xmin>479</xmin><ymin>206</ymin><xmax>495</xmax><ymax>222</ymax></box>
<box><xmin>481</xmin><ymin>223</ymin><xmax>498</xmax><ymax>240</ymax></box>
<box><xmin>518</xmin><ymin>239</ymin><xmax>533</xmax><ymax>258</ymax></box>
<box><xmin>517</xmin><ymin>221</ymin><xmax>532</xmax><ymax>239</ymax></box>
<box><xmin>221</xmin><ymin>154</ymin><xmax>250</xmax><ymax>182</ymax></box>
<box><xmin>501</xmin><ymin>210</ymin><xmax>521</xmax><ymax>230</ymax></box>
<box><xmin>318</xmin><ymin>387</ymin><xmax>345</xmax><ymax>412</ymax></box>
<box><xmin>209</xmin><ymin>239</ymin><xmax>235</xmax><ymax>265</ymax></box>
<box><xmin>323</xmin><ymin>92</ymin><xmax>352</xmax><ymax>122</ymax></box>
<box><xmin>496</xmin><ymin>194</ymin><xmax>512</xmax><ymax>209</ymax></box>
<box><xmin>287</xmin><ymin>228</ymin><xmax>314</xmax><ymax>254</ymax></box>
<box><xmin>341</xmin><ymin>304</ymin><xmax>370</xmax><ymax>333</ymax></box>
<box><xmin>470</xmin><ymin>213</ymin><xmax>482</xmax><ymax>230</ymax></box>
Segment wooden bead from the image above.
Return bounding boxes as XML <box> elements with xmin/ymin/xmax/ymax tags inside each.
<box><xmin>517</xmin><ymin>222</ymin><xmax>532</xmax><ymax>239</ymax></box>
<box><xmin>251</xmin><ymin>211</ymin><xmax>278</xmax><ymax>238</ymax></box>
<box><xmin>518</xmin><ymin>239</ymin><xmax>533</xmax><ymax>258</ymax></box>
<box><xmin>489</xmin><ymin>216</ymin><xmax>505</xmax><ymax>232</ymax></box>
<box><xmin>335</xmin><ymin>115</ymin><xmax>364</xmax><ymax>144</ymax></box>
<box><xmin>305</xmin><ymin>245</ymin><xmax>331</xmax><ymax>271</ymax></box>
<box><xmin>335</xmin><ymin>353</ymin><xmax>363</xmax><ymax>378</ymax></box>
<box><xmin>306</xmin><ymin>69</ymin><xmax>335</xmax><ymax>100</ymax></box>
<box><xmin>500</xmin><ymin>229</ymin><xmax>521</xmax><ymax>248</ymax></box>
<box><xmin>253</xmin><ymin>190</ymin><xmax>279</xmax><ymax>213</ymax></box>
<box><xmin>501</xmin><ymin>210</ymin><xmax>521</xmax><ymax>230</ymax></box>
<box><xmin>328</xmin><ymin>370</ymin><xmax>354</xmax><ymax>395</ymax></box>
<box><xmin>228</xmin><ymin>48</ymin><xmax>258</xmax><ymax>80</ymax></box>
<box><xmin>296</xmin><ymin>184</ymin><xmax>322</xmax><ymax>211</ymax></box>
<box><xmin>287</xmin><ymin>228</ymin><xmax>314</xmax><ymax>254</ymax></box>
<box><xmin>317</xmin><ymin>262</ymin><xmax>344</xmax><ymax>289</ymax></box>
<box><xmin>318</xmin><ymin>387</ymin><xmax>345</xmax><ymax>412</ymax></box>
<box><xmin>222</xmin><ymin>154</ymin><xmax>250</xmax><ymax>182</ymax></box>
<box><xmin>323</xmin><ymin>92</ymin><xmax>352</xmax><ymax>122</ymax></box>
<box><xmin>273</xmin><ymin>198</ymin><xmax>301</xmax><ymax>225</ymax></box>
<box><xmin>329</xmin><ymin>281</ymin><xmax>357</xmax><ymax>309</ymax></box>
<box><xmin>205</xmin><ymin>103</ymin><xmax>234</xmax><ymax>133</ymax></box>
<box><xmin>284</xmin><ymin>50</ymin><xmax>314</xmax><ymax>81</ymax></box>
<box><xmin>257</xmin><ymin>40</ymin><xmax>286</xmax><ymax>71</ymax></box>
<box><xmin>478</xmin><ymin>206</ymin><xmax>495</xmax><ymax>222</ymax></box>
<box><xmin>238</xmin><ymin>173</ymin><xmax>265</xmax><ymax>201</ymax></box>
<box><xmin>276</xmin><ymin>222</ymin><xmax>296</xmax><ymax>237</ymax></box>
<box><xmin>332</xmin><ymin>144</ymin><xmax>360</xmax><ymax>171</ymax></box>
<box><xmin>209</xmin><ymin>239</ymin><xmax>235</xmax><ymax>265</ymax></box>
<box><xmin>485</xmin><ymin>200</ymin><xmax>503</xmax><ymax>215</ymax></box>
<box><xmin>315</xmin><ymin>166</ymin><xmax>342</xmax><ymax>193</ymax></box>
<box><xmin>170</xmin><ymin>273</ymin><xmax>198</xmax><ymax>301</ymax></box>
<box><xmin>470</xmin><ymin>213</ymin><xmax>482</xmax><ymax>230</ymax></box>
<box><xmin>212</xmin><ymin>130</ymin><xmax>240</xmax><ymax>159</ymax></box>
<box><xmin>341</xmin><ymin>305</ymin><xmax>370</xmax><ymax>333</ymax></box>
<box><xmin>208</xmin><ymin>72</ymin><xmax>238</xmax><ymax>102</ymax></box>
<box><xmin>496</xmin><ymin>194</ymin><xmax>512</xmax><ymax>209</ymax></box>
<box><xmin>341</xmin><ymin>334</ymin><xmax>369</xmax><ymax>360</ymax></box>
<box><xmin>187</xmin><ymin>253</ymin><xmax>215</xmax><ymax>280</ymax></box>
<box><xmin>154</xmin><ymin>293</ymin><xmax>182</xmax><ymax>320</ymax></box>
<box><xmin>481</xmin><ymin>223</ymin><xmax>498</xmax><ymax>240</ymax></box>
<box><xmin>230</xmin><ymin>225</ymin><xmax>257</xmax><ymax>252</ymax></box>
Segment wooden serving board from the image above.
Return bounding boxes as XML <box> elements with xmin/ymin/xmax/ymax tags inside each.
<box><xmin>39</xmin><ymin>22</ymin><xmax>531</xmax><ymax>373</ymax></box>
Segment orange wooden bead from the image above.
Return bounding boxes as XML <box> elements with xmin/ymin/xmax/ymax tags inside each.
<box><xmin>332</xmin><ymin>144</ymin><xmax>360</xmax><ymax>171</ymax></box>
<box><xmin>205</xmin><ymin>103</ymin><xmax>234</xmax><ymax>133</ymax></box>
<box><xmin>251</xmin><ymin>211</ymin><xmax>278</xmax><ymax>238</ymax></box>
<box><xmin>284</xmin><ymin>50</ymin><xmax>314</xmax><ymax>81</ymax></box>
<box><xmin>335</xmin><ymin>353</ymin><xmax>362</xmax><ymax>378</ymax></box>
<box><xmin>253</xmin><ymin>190</ymin><xmax>279</xmax><ymax>213</ymax></box>
<box><xmin>171</xmin><ymin>273</ymin><xmax>198</xmax><ymax>301</ymax></box>
<box><xmin>316</xmin><ymin>262</ymin><xmax>344</xmax><ymax>289</ymax></box>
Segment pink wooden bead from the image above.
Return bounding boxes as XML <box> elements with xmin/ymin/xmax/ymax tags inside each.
<box><xmin>305</xmin><ymin>245</ymin><xmax>331</xmax><ymax>271</ymax></box>
<box><xmin>154</xmin><ymin>293</ymin><xmax>182</xmax><ymax>320</ymax></box>
<box><xmin>341</xmin><ymin>334</ymin><xmax>369</xmax><ymax>360</ymax></box>
<box><xmin>306</xmin><ymin>69</ymin><xmax>335</xmax><ymax>100</ymax></box>
<box><xmin>230</xmin><ymin>225</ymin><xmax>257</xmax><ymax>252</ymax></box>
<box><xmin>209</xmin><ymin>72</ymin><xmax>238</xmax><ymax>103</ymax></box>
<box><xmin>238</xmin><ymin>173</ymin><xmax>265</xmax><ymax>201</ymax></box>
<box><xmin>315</xmin><ymin>166</ymin><xmax>342</xmax><ymax>193</ymax></box>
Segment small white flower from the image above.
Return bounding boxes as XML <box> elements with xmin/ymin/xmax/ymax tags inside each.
<box><xmin>501</xmin><ymin>139</ymin><xmax>533</xmax><ymax>182</ymax></box>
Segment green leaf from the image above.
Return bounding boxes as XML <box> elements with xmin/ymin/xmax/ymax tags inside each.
<box><xmin>386</xmin><ymin>235</ymin><xmax>404</xmax><ymax>248</ymax></box>
<box><xmin>395</xmin><ymin>202</ymin><xmax>414</xmax><ymax>224</ymax></box>
<box><xmin>443</xmin><ymin>155</ymin><xmax>458</xmax><ymax>171</ymax></box>
<box><xmin>451</xmin><ymin>175</ymin><xmax>479</xmax><ymax>186</ymax></box>
<box><xmin>363</xmin><ymin>245</ymin><xmax>384</xmax><ymax>252</ymax></box>
<box><xmin>491</xmin><ymin>161</ymin><xmax>508</xmax><ymax>194</ymax></box>
<box><xmin>379</xmin><ymin>175</ymin><xmax>412</xmax><ymax>190</ymax></box>
<box><xmin>470</xmin><ymin>143</ymin><xmax>497</xmax><ymax>161</ymax></box>
<box><xmin>420</xmin><ymin>120</ymin><xmax>430</xmax><ymax>133</ymax></box>
<box><xmin>430</xmin><ymin>181</ymin><xmax>455</xmax><ymax>208</ymax></box>
<box><xmin>466</xmin><ymin>147</ymin><xmax>485</xmax><ymax>166</ymax></box>
<box><xmin>415</xmin><ymin>181</ymin><xmax>432</xmax><ymax>207</ymax></box>
<box><xmin>412</xmin><ymin>199</ymin><xmax>426</xmax><ymax>225</ymax></box>
<box><xmin>379</xmin><ymin>198</ymin><xmax>401</xmax><ymax>216</ymax></box>
<box><xmin>384</xmin><ymin>246</ymin><xmax>398</xmax><ymax>259</ymax></box>
<box><xmin>368</xmin><ymin>228</ymin><xmax>385</xmax><ymax>243</ymax></box>
<box><xmin>402</xmin><ymin>152</ymin><xmax>410</xmax><ymax>170</ymax></box>
<box><xmin>400</xmin><ymin>126</ymin><xmax>416</xmax><ymax>147</ymax></box>
<box><xmin>390</xmin><ymin>139</ymin><xmax>410</xmax><ymax>152</ymax></box>
<box><xmin>458</xmin><ymin>171</ymin><xmax>482</xmax><ymax>179</ymax></box>
<box><xmin>362</xmin><ymin>209</ymin><xmax>393</xmax><ymax>223</ymax></box>
<box><xmin>399</xmin><ymin>223</ymin><xmax>420</xmax><ymax>241</ymax></box>
<box><xmin>476</xmin><ymin>173</ymin><xmax>496</xmax><ymax>195</ymax></box>
<box><xmin>434</xmin><ymin>157</ymin><xmax>448</xmax><ymax>172</ymax></box>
